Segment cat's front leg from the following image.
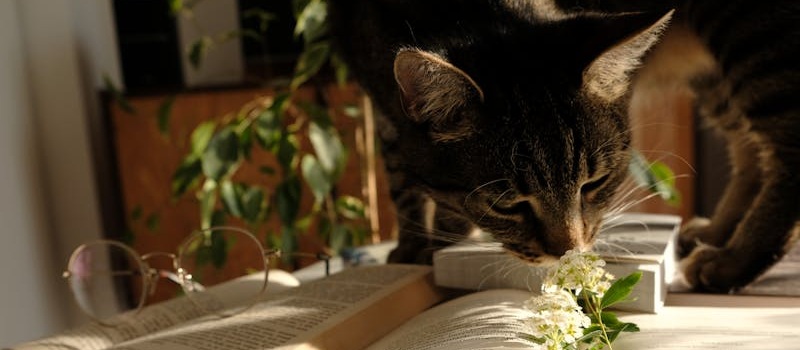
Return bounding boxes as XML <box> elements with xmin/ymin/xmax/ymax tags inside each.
<box><xmin>678</xmin><ymin>133</ymin><xmax>762</xmax><ymax>257</ymax></box>
<box><xmin>388</xmin><ymin>192</ymin><xmax>473</xmax><ymax>264</ymax></box>
<box><xmin>387</xmin><ymin>191</ymin><xmax>434</xmax><ymax>264</ymax></box>
<box><xmin>681</xmin><ymin>168</ymin><xmax>800</xmax><ymax>292</ymax></box>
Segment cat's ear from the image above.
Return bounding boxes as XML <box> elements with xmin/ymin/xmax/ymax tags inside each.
<box><xmin>576</xmin><ymin>10</ymin><xmax>674</xmax><ymax>103</ymax></box>
<box><xmin>394</xmin><ymin>49</ymin><xmax>484</xmax><ymax>141</ymax></box>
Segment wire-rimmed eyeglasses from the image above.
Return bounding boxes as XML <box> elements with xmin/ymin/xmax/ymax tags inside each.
<box><xmin>62</xmin><ymin>226</ymin><xmax>321</xmax><ymax>326</ymax></box>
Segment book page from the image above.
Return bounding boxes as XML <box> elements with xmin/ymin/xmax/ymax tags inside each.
<box><xmin>613</xmin><ymin>293</ymin><xmax>800</xmax><ymax>350</ymax></box>
<box><xmin>107</xmin><ymin>264</ymin><xmax>443</xmax><ymax>350</ymax></box>
<box><xmin>368</xmin><ymin>289</ymin><xmax>800</xmax><ymax>350</ymax></box>
<box><xmin>365</xmin><ymin>289</ymin><xmax>538</xmax><ymax>350</ymax></box>
<box><xmin>8</xmin><ymin>269</ymin><xmax>300</xmax><ymax>350</ymax></box>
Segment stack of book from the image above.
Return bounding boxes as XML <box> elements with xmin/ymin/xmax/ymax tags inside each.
<box><xmin>432</xmin><ymin>212</ymin><xmax>682</xmax><ymax>313</ymax></box>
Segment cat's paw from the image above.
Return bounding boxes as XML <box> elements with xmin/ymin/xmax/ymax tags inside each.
<box><xmin>679</xmin><ymin>245</ymin><xmax>750</xmax><ymax>293</ymax></box>
<box><xmin>677</xmin><ymin>217</ymin><xmax>714</xmax><ymax>257</ymax></box>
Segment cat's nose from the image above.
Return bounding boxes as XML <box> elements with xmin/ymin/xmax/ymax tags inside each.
<box><xmin>542</xmin><ymin>217</ymin><xmax>588</xmax><ymax>256</ymax></box>
<box><xmin>543</xmin><ymin>236</ymin><xmax>584</xmax><ymax>256</ymax></box>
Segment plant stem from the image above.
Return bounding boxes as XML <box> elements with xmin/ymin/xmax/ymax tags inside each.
<box><xmin>584</xmin><ymin>293</ymin><xmax>613</xmax><ymax>350</ymax></box>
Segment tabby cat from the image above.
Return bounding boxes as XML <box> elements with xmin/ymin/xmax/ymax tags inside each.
<box><xmin>326</xmin><ymin>0</ymin><xmax>800</xmax><ymax>293</ymax></box>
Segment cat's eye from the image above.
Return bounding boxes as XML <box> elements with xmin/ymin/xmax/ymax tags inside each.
<box><xmin>581</xmin><ymin>174</ymin><xmax>610</xmax><ymax>196</ymax></box>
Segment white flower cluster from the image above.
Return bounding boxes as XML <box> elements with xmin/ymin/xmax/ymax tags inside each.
<box><xmin>523</xmin><ymin>289</ymin><xmax>591</xmax><ymax>350</ymax></box>
<box><xmin>543</xmin><ymin>249</ymin><xmax>615</xmax><ymax>297</ymax></box>
<box><xmin>522</xmin><ymin>250</ymin><xmax>615</xmax><ymax>349</ymax></box>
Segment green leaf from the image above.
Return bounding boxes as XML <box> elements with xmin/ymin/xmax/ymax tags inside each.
<box><xmin>650</xmin><ymin>161</ymin><xmax>681</xmax><ymax>206</ymax></box>
<box><xmin>318</xmin><ymin>215</ymin><xmax>332</xmax><ymax>240</ymax></box>
<box><xmin>295</xmin><ymin>214</ymin><xmax>314</xmax><ymax>232</ymax></box>
<box><xmin>331</xmin><ymin>53</ymin><xmax>350</xmax><ymax>87</ymax></box>
<box><xmin>301</xmin><ymin>155</ymin><xmax>331</xmax><ymax>205</ymax></box>
<box><xmin>254</xmin><ymin>105</ymin><xmax>283</xmax><ymax>151</ymax></box>
<box><xmin>276</xmin><ymin>175</ymin><xmax>302</xmax><ymax>225</ymax></box>
<box><xmin>291</xmin><ymin>41</ymin><xmax>331</xmax><ymax>90</ymax></box>
<box><xmin>277</xmin><ymin>133</ymin><xmax>299</xmax><ymax>171</ymax></box>
<box><xmin>103</xmin><ymin>74</ymin><xmax>135</xmax><ymax>114</ymax></box>
<box><xmin>291</xmin><ymin>0</ymin><xmax>311</xmax><ymax>17</ymax></box>
<box><xmin>241</xmin><ymin>186</ymin><xmax>266</xmax><ymax>225</ymax></box>
<box><xmin>628</xmin><ymin>150</ymin><xmax>681</xmax><ymax>207</ymax></box>
<box><xmin>190</xmin><ymin>121</ymin><xmax>217</xmax><ymax>155</ymax></box>
<box><xmin>171</xmin><ymin>155</ymin><xmax>202</xmax><ymax>198</ymax></box>
<box><xmin>280</xmin><ymin>225</ymin><xmax>298</xmax><ymax>265</ymax></box>
<box><xmin>198</xmin><ymin>179</ymin><xmax>218</xmax><ymax>229</ymax></box>
<box><xmin>145</xmin><ymin>213</ymin><xmax>160</xmax><ymax>232</ymax></box>
<box><xmin>348</xmin><ymin>226</ymin><xmax>370</xmax><ymax>246</ymax></box>
<box><xmin>168</xmin><ymin>0</ymin><xmax>183</xmax><ymax>15</ymax></box>
<box><xmin>301</xmin><ymin>100</ymin><xmax>332</xmax><ymax>125</ymax></box>
<box><xmin>578</xmin><ymin>328</ymin><xmax>604</xmax><ymax>344</ymax></box>
<box><xmin>210</xmin><ymin>229</ymin><xmax>228</xmax><ymax>269</ymax></box>
<box><xmin>293</xmin><ymin>0</ymin><xmax>328</xmax><ymax>43</ymax></box>
<box><xmin>238</xmin><ymin>122</ymin><xmax>254</xmax><ymax>160</ymax></box>
<box><xmin>330</xmin><ymin>224</ymin><xmax>349</xmax><ymax>255</ymax></box>
<box><xmin>601</xmin><ymin>271</ymin><xmax>642</xmax><ymax>309</ymax></box>
<box><xmin>188</xmin><ymin>36</ymin><xmax>214</xmax><ymax>70</ymax></box>
<box><xmin>157</xmin><ymin>95</ymin><xmax>175</xmax><ymax>136</ymax></box>
<box><xmin>606</xmin><ymin>322</ymin><xmax>640</xmax><ymax>343</ymax></box>
<box><xmin>267</xmin><ymin>233</ymin><xmax>281</xmax><ymax>251</ymax></box>
<box><xmin>341</xmin><ymin>104</ymin><xmax>361</xmax><ymax>119</ymax></box>
<box><xmin>131</xmin><ymin>205</ymin><xmax>143</xmax><ymax>221</ymax></box>
<box><xmin>242</xmin><ymin>8</ymin><xmax>276</xmax><ymax>32</ymax></box>
<box><xmin>201</xmin><ymin>127</ymin><xmax>240</xmax><ymax>181</ymax></box>
<box><xmin>591</xmin><ymin>311</ymin><xmax>623</xmax><ymax>328</ymax></box>
<box><xmin>309</xmin><ymin>120</ymin><xmax>347</xmax><ymax>178</ymax></box>
<box><xmin>220</xmin><ymin>180</ymin><xmax>244</xmax><ymax>218</ymax></box>
<box><xmin>336</xmin><ymin>195</ymin><xmax>366</xmax><ymax>219</ymax></box>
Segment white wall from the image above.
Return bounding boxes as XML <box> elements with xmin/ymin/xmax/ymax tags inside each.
<box><xmin>0</xmin><ymin>1</ymin><xmax>68</xmax><ymax>344</ymax></box>
<box><xmin>0</xmin><ymin>0</ymin><xmax>120</xmax><ymax>346</ymax></box>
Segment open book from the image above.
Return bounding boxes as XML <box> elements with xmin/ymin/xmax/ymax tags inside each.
<box><xmin>8</xmin><ymin>265</ymin><xmax>445</xmax><ymax>350</ymax></box>
<box><xmin>367</xmin><ymin>289</ymin><xmax>800</xmax><ymax>350</ymax></box>
<box><xmin>433</xmin><ymin>212</ymin><xmax>681</xmax><ymax>313</ymax></box>
<box><xmin>10</xmin><ymin>263</ymin><xmax>800</xmax><ymax>350</ymax></box>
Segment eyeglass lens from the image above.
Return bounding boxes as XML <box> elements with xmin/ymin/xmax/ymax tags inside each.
<box><xmin>67</xmin><ymin>242</ymin><xmax>145</xmax><ymax>323</ymax></box>
<box><xmin>66</xmin><ymin>228</ymin><xmax>271</xmax><ymax>323</ymax></box>
<box><xmin>176</xmin><ymin>227</ymin><xmax>270</xmax><ymax>317</ymax></box>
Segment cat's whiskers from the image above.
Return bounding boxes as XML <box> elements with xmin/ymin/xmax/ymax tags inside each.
<box><xmin>606</xmin><ymin>176</ymin><xmax>652</xmax><ymax>213</ymax></box>
<box><xmin>478</xmin><ymin>259</ymin><xmax>516</xmax><ymax>290</ymax></box>
<box><xmin>633</xmin><ymin>148</ymin><xmax>697</xmax><ymax>174</ymax></box>
<box><xmin>476</xmin><ymin>188</ymin><xmax>514</xmax><ymax>224</ymax></box>
<box><xmin>464</xmin><ymin>178</ymin><xmax>510</xmax><ymax>205</ymax></box>
<box><xmin>590</xmin><ymin>128</ymin><xmax>634</xmax><ymax>159</ymax></box>
<box><xmin>594</xmin><ymin>238</ymin><xmax>639</xmax><ymax>258</ymax></box>
<box><xmin>606</xmin><ymin>169</ymin><xmax>690</xmax><ymax>217</ymax></box>
<box><xmin>392</xmin><ymin>207</ymin><xmax>487</xmax><ymax>246</ymax></box>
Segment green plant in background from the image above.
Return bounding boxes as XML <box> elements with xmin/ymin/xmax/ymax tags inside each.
<box><xmin>168</xmin><ymin>0</ymin><xmax>369</xmax><ymax>266</ymax></box>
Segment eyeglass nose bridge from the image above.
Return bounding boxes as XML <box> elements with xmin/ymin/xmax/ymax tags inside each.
<box><xmin>140</xmin><ymin>251</ymin><xmax>180</xmax><ymax>296</ymax></box>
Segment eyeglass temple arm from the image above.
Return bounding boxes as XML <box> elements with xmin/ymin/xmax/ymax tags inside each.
<box><xmin>62</xmin><ymin>269</ymin><xmax>139</xmax><ymax>279</ymax></box>
<box><xmin>286</xmin><ymin>251</ymin><xmax>332</xmax><ymax>276</ymax></box>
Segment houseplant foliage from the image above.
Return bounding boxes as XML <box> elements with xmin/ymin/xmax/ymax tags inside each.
<box><xmin>168</xmin><ymin>0</ymin><xmax>368</xmax><ymax>266</ymax></box>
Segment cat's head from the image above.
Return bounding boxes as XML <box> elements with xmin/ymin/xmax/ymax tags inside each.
<box><xmin>392</xmin><ymin>11</ymin><xmax>671</xmax><ymax>263</ymax></box>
